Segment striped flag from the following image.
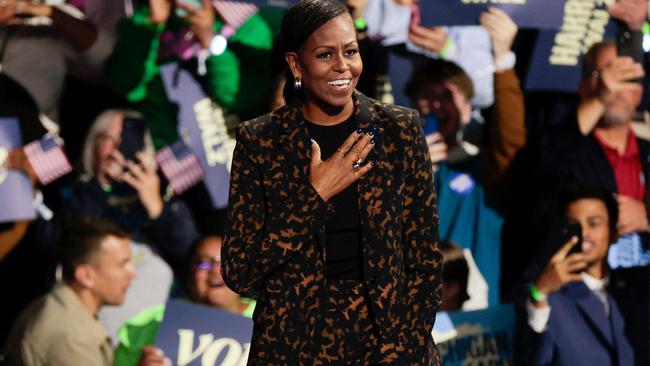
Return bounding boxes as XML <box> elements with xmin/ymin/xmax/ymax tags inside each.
<box><xmin>156</xmin><ymin>140</ymin><xmax>204</xmax><ymax>195</ymax></box>
<box><xmin>213</xmin><ymin>0</ymin><xmax>258</xmax><ymax>30</ymax></box>
<box><xmin>23</xmin><ymin>135</ymin><xmax>72</xmax><ymax>185</ymax></box>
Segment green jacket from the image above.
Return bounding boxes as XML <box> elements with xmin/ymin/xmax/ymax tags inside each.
<box><xmin>105</xmin><ymin>8</ymin><xmax>283</xmax><ymax>148</ymax></box>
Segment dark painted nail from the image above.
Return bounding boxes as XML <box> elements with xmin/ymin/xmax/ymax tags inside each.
<box><xmin>368</xmin><ymin>130</ymin><xmax>375</xmax><ymax>136</ymax></box>
<box><xmin>356</xmin><ymin>128</ymin><xmax>363</xmax><ymax>134</ymax></box>
<box><xmin>371</xmin><ymin>160</ymin><xmax>376</xmax><ymax>166</ymax></box>
<box><xmin>370</xmin><ymin>139</ymin><xmax>376</xmax><ymax>145</ymax></box>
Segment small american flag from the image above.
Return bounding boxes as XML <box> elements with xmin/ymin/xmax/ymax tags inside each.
<box><xmin>213</xmin><ymin>0</ymin><xmax>258</xmax><ymax>30</ymax></box>
<box><xmin>156</xmin><ymin>140</ymin><xmax>204</xmax><ymax>195</ymax></box>
<box><xmin>24</xmin><ymin>135</ymin><xmax>72</xmax><ymax>185</ymax></box>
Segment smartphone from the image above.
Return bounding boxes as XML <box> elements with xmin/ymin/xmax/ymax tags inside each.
<box><xmin>616</xmin><ymin>20</ymin><xmax>645</xmax><ymax>82</ymax></box>
<box><xmin>563</xmin><ymin>222</ymin><xmax>583</xmax><ymax>255</ymax></box>
<box><xmin>119</xmin><ymin>118</ymin><xmax>146</xmax><ymax>164</ymax></box>
<box><xmin>175</xmin><ymin>0</ymin><xmax>203</xmax><ymax>17</ymax></box>
<box><xmin>423</xmin><ymin>114</ymin><xmax>439</xmax><ymax>136</ymax></box>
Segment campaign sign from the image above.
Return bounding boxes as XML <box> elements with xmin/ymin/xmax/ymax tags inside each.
<box><xmin>0</xmin><ymin>118</ymin><xmax>36</xmax><ymax>223</ymax></box>
<box><xmin>156</xmin><ymin>299</ymin><xmax>253</xmax><ymax>366</ymax></box>
<box><xmin>419</xmin><ymin>0</ymin><xmax>565</xmax><ymax>29</ymax></box>
<box><xmin>525</xmin><ymin>1</ymin><xmax>617</xmax><ymax>92</ymax></box>
<box><xmin>433</xmin><ymin>304</ymin><xmax>515</xmax><ymax>366</ymax></box>
<box><xmin>160</xmin><ymin>63</ymin><xmax>236</xmax><ymax>209</ymax></box>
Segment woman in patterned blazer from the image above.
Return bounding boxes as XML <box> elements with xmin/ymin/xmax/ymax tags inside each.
<box><xmin>221</xmin><ymin>0</ymin><xmax>443</xmax><ymax>364</ymax></box>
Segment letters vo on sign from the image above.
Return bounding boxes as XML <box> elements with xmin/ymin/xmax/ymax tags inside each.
<box><xmin>177</xmin><ymin>329</ymin><xmax>250</xmax><ymax>366</ymax></box>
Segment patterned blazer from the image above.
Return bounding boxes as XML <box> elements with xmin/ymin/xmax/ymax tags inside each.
<box><xmin>222</xmin><ymin>91</ymin><xmax>443</xmax><ymax>365</ymax></box>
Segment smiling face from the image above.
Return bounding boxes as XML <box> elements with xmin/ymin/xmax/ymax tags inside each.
<box><xmin>285</xmin><ymin>13</ymin><xmax>362</xmax><ymax>121</ymax></box>
<box><xmin>565</xmin><ymin>198</ymin><xmax>611</xmax><ymax>276</ymax></box>
<box><xmin>188</xmin><ymin>237</ymin><xmax>240</xmax><ymax>311</ymax></box>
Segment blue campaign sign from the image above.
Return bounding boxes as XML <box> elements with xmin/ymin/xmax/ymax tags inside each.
<box><xmin>156</xmin><ymin>299</ymin><xmax>253</xmax><ymax>366</ymax></box>
<box><xmin>160</xmin><ymin>63</ymin><xmax>235</xmax><ymax>209</ymax></box>
<box><xmin>0</xmin><ymin>118</ymin><xmax>36</xmax><ymax>223</ymax></box>
<box><xmin>524</xmin><ymin>2</ymin><xmax>617</xmax><ymax>92</ymax></box>
<box><xmin>433</xmin><ymin>304</ymin><xmax>515</xmax><ymax>365</ymax></box>
<box><xmin>419</xmin><ymin>0</ymin><xmax>565</xmax><ymax>29</ymax></box>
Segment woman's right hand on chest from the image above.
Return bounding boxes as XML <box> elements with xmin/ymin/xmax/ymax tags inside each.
<box><xmin>309</xmin><ymin>129</ymin><xmax>376</xmax><ymax>202</ymax></box>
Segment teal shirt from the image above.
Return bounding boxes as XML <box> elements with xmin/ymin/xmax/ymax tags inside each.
<box><xmin>113</xmin><ymin>299</ymin><xmax>255</xmax><ymax>366</ymax></box>
<box><xmin>435</xmin><ymin>156</ymin><xmax>502</xmax><ymax>305</ymax></box>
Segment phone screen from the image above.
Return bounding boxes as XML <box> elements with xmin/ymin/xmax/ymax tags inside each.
<box><xmin>119</xmin><ymin>118</ymin><xmax>146</xmax><ymax>163</ymax></box>
<box><xmin>563</xmin><ymin>222</ymin><xmax>583</xmax><ymax>255</ymax></box>
<box><xmin>423</xmin><ymin>114</ymin><xmax>439</xmax><ymax>136</ymax></box>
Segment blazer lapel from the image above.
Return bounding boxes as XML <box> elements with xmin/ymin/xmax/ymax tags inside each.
<box><xmin>276</xmin><ymin>100</ymin><xmax>313</xmax><ymax>183</ymax></box>
<box><xmin>352</xmin><ymin>92</ymin><xmax>389</xmax><ymax>235</ymax></box>
<box><xmin>566</xmin><ymin>281</ymin><xmax>615</xmax><ymax>348</ymax></box>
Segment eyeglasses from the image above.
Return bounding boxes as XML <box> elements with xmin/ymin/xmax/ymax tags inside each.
<box><xmin>193</xmin><ymin>256</ymin><xmax>221</xmax><ymax>270</ymax></box>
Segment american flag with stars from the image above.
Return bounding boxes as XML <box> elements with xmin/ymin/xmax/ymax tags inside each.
<box><xmin>156</xmin><ymin>139</ymin><xmax>204</xmax><ymax>195</ymax></box>
<box><xmin>213</xmin><ymin>0</ymin><xmax>259</xmax><ymax>29</ymax></box>
<box><xmin>24</xmin><ymin>135</ymin><xmax>72</xmax><ymax>185</ymax></box>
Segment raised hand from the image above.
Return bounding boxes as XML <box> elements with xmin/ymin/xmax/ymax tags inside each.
<box><xmin>608</xmin><ymin>0</ymin><xmax>648</xmax><ymax>31</ymax></box>
<box><xmin>149</xmin><ymin>0</ymin><xmax>172</xmax><ymax>25</ymax></box>
<box><xmin>533</xmin><ymin>237</ymin><xmax>587</xmax><ymax>305</ymax></box>
<box><xmin>425</xmin><ymin>132</ymin><xmax>447</xmax><ymax>164</ymax></box>
<box><xmin>309</xmin><ymin>129</ymin><xmax>376</xmax><ymax>202</ymax></box>
<box><xmin>121</xmin><ymin>151</ymin><xmax>164</xmax><ymax>218</ymax></box>
<box><xmin>479</xmin><ymin>7</ymin><xmax>518</xmax><ymax>63</ymax></box>
<box><xmin>594</xmin><ymin>56</ymin><xmax>644</xmax><ymax>104</ymax></box>
<box><xmin>177</xmin><ymin>0</ymin><xmax>216</xmax><ymax>49</ymax></box>
<box><xmin>408</xmin><ymin>25</ymin><xmax>448</xmax><ymax>54</ymax></box>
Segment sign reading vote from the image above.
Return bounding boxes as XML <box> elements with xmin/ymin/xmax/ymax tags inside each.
<box><xmin>0</xmin><ymin>118</ymin><xmax>36</xmax><ymax>223</ymax></box>
<box><xmin>160</xmin><ymin>63</ymin><xmax>236</xmax><ymax>209</ymax></box>
<box><xmin>433</xmin><ymin>304</ymin><xmax>515</xmax><ymax>366</ymax></box>
<box><xmin>156</xmin><ymin>299</ymin><xmax>253</xmax><ymax>366</ymax></box>
<box><xmin>419</xmin><ymin>0</ymin><xmax>565</xmax><ymax>29</ymax></box>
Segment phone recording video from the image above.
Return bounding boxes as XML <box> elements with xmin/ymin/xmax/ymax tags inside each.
<box><xmin>563</xmin><ymin>222</ymin><xmax>583</xmax><ymax>256</ymax></box>
<box><xmin>118</xmin><ymin>117</ymin><xmax>146</xmax><ymax>165</ymax></box>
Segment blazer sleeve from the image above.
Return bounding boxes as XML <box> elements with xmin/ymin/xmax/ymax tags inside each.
<box><xmin>401</xmin><ymin>109</ymin><xmax>444</xmax><ymax>332</ymax></box>
<box><xmin>221</xmin><ymin>123</ymin><xmax>332</xmax><ymax>298</ymax></box>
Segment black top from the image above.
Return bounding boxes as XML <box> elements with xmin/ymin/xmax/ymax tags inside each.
<box><xmin>306</xmin><ymin>117</ymin><xmax>363</xmax><ymax>280</ymax></box>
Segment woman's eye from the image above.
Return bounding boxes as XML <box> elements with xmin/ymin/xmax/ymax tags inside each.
<box><xmin>345</xmin><ymin>48</ymin><xmax>359</xmax><ymax>56</ymax></box>
<box><xmin>317</xmin><ymin>52</ymin><xmax>331</xmax><ymax>59</ymax></box>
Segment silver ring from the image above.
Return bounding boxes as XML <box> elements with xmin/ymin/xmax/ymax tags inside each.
<box><xmin>352</xmin><ymin>157</ymin><xmax>363</xmax><ymax>171</ymax></box>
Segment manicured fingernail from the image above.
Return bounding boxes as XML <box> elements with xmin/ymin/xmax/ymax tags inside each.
<box><xmin>368</xmin><ymin>130</ymin><xmax>375</xmax><ymax>136</ymax></box>
<box><xmin>310</xmin><ymin>139</ymin><xmax>315</xmax><ymax>145</ymax></box>
<box><xmin>356</xmin><ymin>128</ymin><xmax>363</xmax><ymax>134</ymax></box>
<box><xmin>371</xmin><ymin>160</ymin><xmax>376</xmax><ymax>166</ymax></box>
<box><xmin>370</xmin><ymin>139</ymin><xmax>376</xmax><ymax>145</ymax></box>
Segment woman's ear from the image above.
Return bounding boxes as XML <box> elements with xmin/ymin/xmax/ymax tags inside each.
<box><xmin>285</xmin><ymin>52</ymin><xmax>301</xmax><ymax>79</ymax></box>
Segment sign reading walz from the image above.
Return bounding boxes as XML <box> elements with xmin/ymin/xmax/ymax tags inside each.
<box><xmin>155</xmin><ymin>299</ymin><xmax>253</xmax><ymax>366</ymax></box>
<box><xmin>525</xmin><ymin>0</ymin><xmax>617</xmax><ymax>92</ymax></box>
<box><xmin>161</xmin><ymin>63</ymin><xmax>236</xmax><ymax>208</ymax></box>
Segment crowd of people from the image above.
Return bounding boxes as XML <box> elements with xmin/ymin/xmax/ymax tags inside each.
<box><xmin>0</xmin><ymin>0</ymin><xmax>649</xmax><ymax>364</ymax></box>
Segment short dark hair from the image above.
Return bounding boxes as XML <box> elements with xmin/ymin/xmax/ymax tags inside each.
<box><xmin>59</xmin><ymin>217</ymin><xmax>129</xmax><ymax>282</ymax></box>
<box><xmin>405</xmin><ymin>59</ymin><xmax>474</xmax><ymax>101</ymax></box>
<box><xmin>581</xmin><ymin>41</ymin><xmax>615</xmax><ymax>81</ymax></box>
<box><xmin>279</xmin><ymin>0</ymin><xmax>350</xmax><ymax>102</ymax></box>
<box><xmin>558</xmin><ymin>181</ymin><xmax>619</xmax><ymax>243</ymax></box>
<box><xmin>440</xmin><ymin>240</ymin><xmax>469</xmax><ymax>301</ymax></box>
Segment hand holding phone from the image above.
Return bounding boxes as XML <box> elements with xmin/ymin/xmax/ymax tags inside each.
<box><xmin>563</xmin><ymin>222</ymin><xmax>583</xmax><ymax>256</ymax></box>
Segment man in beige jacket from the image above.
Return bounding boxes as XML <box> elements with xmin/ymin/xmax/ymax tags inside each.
<box><xmin>4</xmin><ymin>217</ymin><xmax>136</xmax><ymax>366</ymax></box>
